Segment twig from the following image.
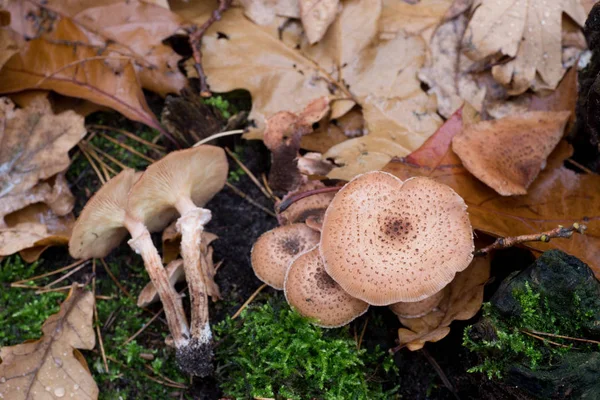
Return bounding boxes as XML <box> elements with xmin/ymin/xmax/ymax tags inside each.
<box><xmin>85</xmin><ymin>142</ymin><xmax>130</xmax><ymax>171</ymax></box>
<box><xmin>261</xmin><ymin>173</ymin><xmax>280</xmax><ymax>202</ymax></box>
<box><xmin>88</xmin><ymin>124</ymin><xmax>166</xmax><ymax>151</ymax></box>
<box><xmin>566</xmin><ymin>158</ymin><xmax>597</xmax><ymax>175</ymax></box>
<box><xmin>79</xmin><ymin>144</ymin><xmax>107</xmax><ymax>184</ymax></box>
<box><xmin>93</xmin><ymin>260</ymin><xmax>110</xmax><ymax>373</ymax></box>
<box><xmin>225</xmin><ymin>182</ymin><xmax>276</xmax><ymax>218</ymax></box>
<box><xmin>232</xmin><ymin>283</ymin><xmax>267</xmax><ymax>319</ymax></box>
<box><xmin>357</xmin><ymin>316</ymin><xmax>369</xmax><ymax>350</ymax></box>
<box><xmin>521</xmin><ymin>330</ymin><xmax>574</xmax><ymax>349</ymax></box>
<box><xmin>123</xmin><ymin>308</ymin><xmax>164</xmax><ymax>345</ymax></box>
<box><xmin>187</xmin><ymin>0</ymin><xmax>233</xmax><ymax>96</ymax></box>
<box><xmin>99</xmin><ymin>258</ymin><xmax>134</xmax><ymax>301</ymax></box>
<box><xmin>34</xmin><ymin>285</ymin><xmax>75</xmax><ymax>294</ymax></box>
<box><xmin>523</xmin><ymin>329</ymin><xmax>600</xmax><ymax>346</ymax></box>
<box><xmin>193</xmin><ymin>129</ymin><xmax>244</xmax><ymax>147</ymax></box>
<box><xmin>83</xmin><ymin>143</ymin><xmax>117</xmax><ymax>178</ymax></box>
<box><xmin>43</xmin><ymin>260</ymin><xmax>90</xmax><ymax>289</ymax></box>
<box><xmin>98</xmin><ymin>132</ymin><xmax>156</xmax><ymax>163</ymax></box>
<box><xmin>421</xmin><ymin>348</ymin><xmax>461</xmax><ymax>400</ymax></box>
<box><xmin>474</xmin><ymin>223</ymin><xmax>587</xmax><ymax>256</ymax></box>
<box><xmin>11</xmin><ymin>259</ymin><xmax>87</xmax><ymax>285</ymax></box>
<box><xmin>225</xmin><ymin>147</ymin><xmax>273</xmax><ymax>201</ymax></box>
<box><xmin>101</xmin><ymin>353</ymin><xmax>188</xmax><ymax>389</ymax></box>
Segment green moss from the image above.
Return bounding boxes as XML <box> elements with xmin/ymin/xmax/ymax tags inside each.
<box><xmin>0</xmin><ymin>256</ymin><xmax>65</xmax><ymax>346</ymax></box>
<box><xmin>464</xmin><ymin>282</ymin><xmax>599</xmax><ymax>379</ymax></box>
<box><xmin>214</xmin><ymin>295</ymin><xmax>399</xmax><ymax>400</ymax></box>
<box><xmin>203</xmin><ymin>95</ymin><xmax>236</xmax><ymax>119</ymax></box>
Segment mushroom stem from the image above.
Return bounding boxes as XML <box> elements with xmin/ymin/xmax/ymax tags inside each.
<box><xmin>126</xmin><ymin>228</ymin><xmax>190</xmax><ymax>348</ymax></box>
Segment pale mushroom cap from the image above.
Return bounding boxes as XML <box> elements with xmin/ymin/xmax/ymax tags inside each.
<box><xmin>452</xmin><ymin>111</ymin><xmax>570</xmax><ymax>196</ymax></box>
<box><xmin>278</xmin><ymin>181</ymin><xmax>336</xmax><ymax>225</ymax></box>
<box><xmin>127</xmin><ymin>145</ymin><xmax>228</xmax><ymax>232</ymax></box>
<box><xmin>251</xmin><ymin>223</ymin><xmax>320</xmax><ymax>290</ymax></box>
<box><xmin>284</xmin><ymin>246</ymin><xmax>368</xmax><ymax>328</ymax></box>
<box><xmin>69</xmin><ymin>168</ymin><xmax>138</xmax><ymax>259</ymax></box>
<box><xmin>320</xmin><ymin>171</ymin><xmax>474</xmax><ymax>305</ymax></box>
<box><xmin>389</xmin><ymin>286</ymin><xmax>448</xmax><ymax>319</ymax></box>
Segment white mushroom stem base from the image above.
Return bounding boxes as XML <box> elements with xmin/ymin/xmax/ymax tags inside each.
<box><xmin>128</xmin><ymin>230</ymin><xmax>190</xmax><ymax>348</ymax></box>
<box><xmin>177</xmin><ymin>208</ymin><xmax>213</xmax><ymax>340</ymax></box>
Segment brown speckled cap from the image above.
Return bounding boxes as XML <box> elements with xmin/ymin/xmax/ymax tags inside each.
<box><xmin>251</xmin><ymin>223</ymin><xmax>320</xmax><ymax>289</ymax></box>
<box><xmin>320</xmin><ymin>171</ymin><xmax>474</xmax><ymax>305</ymax></box>
<box><xmin>389</xmin><ymin>286</ymin><xmax>448</xmax><ymax>319</ymax></box>
<box><xmin>284</xmin><ymin>246</ymin><xmax>368</xmax><ymax>327</ymax></box>
<box><xmin>452</xmin><ymin>111</ymin><xmax>570</xmax><ymax>196</ymax></box>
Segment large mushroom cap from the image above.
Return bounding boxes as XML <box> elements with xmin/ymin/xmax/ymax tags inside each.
<box><xmin>69</xmin><ymin>168</ymin><xmax>138</xmax><ymax>259</ymax></box>
<box><xmin>389</xmin><ymin>286</ymin><xmax>448</xmax><ymax>319</ymax></box>
<box><xmin>320</xmin><ymin>171</ymin><xmax>474</xmax><ymax>305</ymax></box>
<box><xmin>251</xmin><ymin>223</ymin><xmax>320</xmax><ymax>289</ymax></box>
<box><xmin>284</xmin><ymin>246</ymin><xmax>368</xmax><ymax>327</ymax></box>
<box><xmin>127</xmin><ymin>145</ymin><xmax>227</xmax><ymax>232</ymax></box>
<box><xmin>452</xmin><ymin>111</ymin><xmax>570</xmax><ymax>196</ymax></box>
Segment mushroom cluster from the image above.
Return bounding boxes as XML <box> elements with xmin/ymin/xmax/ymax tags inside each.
<box><xmin>68</xmin><ymin>145</ymin><xmax>227</xmax><ymax>377</ymax></box>
<box><xmin>251</xmin><ymin>171</ymin><xmax>475</xmax><ymax>330</ymax></box>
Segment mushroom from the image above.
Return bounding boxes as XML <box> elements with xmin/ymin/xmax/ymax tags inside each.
<box><xmin>389</xmin><ymin>286</ymin><xmax>448</xmax><ymax>319</ymax></box>
<box><xmin>451</xmin><ymin>111</ymin><xmax>571</xmax><ymax>195</ymax></box>
<box><xmin>251</xmin><ymin>223</ymin><xmax>320</xmax><ymax>289</ymax></box>
<box><xmin>277</xmin><ymin>180</ymin><xmax>336</xmax><ymax>226</ymax></box>
<box><xmin>69</xmin><ymin>169</ymin><xmax>190</xmax><ymax>362</ymax></box>
<box><xmin>320</xmin><ymin>171</ymin><xmax>474</xmax><ymax>306</ymax></box>
<box><xmin>284</xmin><ymin>246</ymin><xmax>368</xmax><ymax>327</ymax></box>
<box><xmin>138</xmin><ymin>259</ymin><xmax>184</xmax><ymax>308</ymax></box>
<box><xmin>126</xmin><ymin>145</ymin><xmax>227</xmax><ymax>377</ymax></box>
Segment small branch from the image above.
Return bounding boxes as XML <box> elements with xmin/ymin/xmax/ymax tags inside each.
<box><xmin>225</xmin><ymin>147</ymin><xmax>273</xmax><ymax>201</ymax></box>
<box><xmin>474</xmin><ymin>223</ymin><xmax>587</xmax><ymax>256</ymax></box>
<box><xmin>225</xmin><ymin>182</ymin><xmax>277</xmax><ymax>218</ymax></box>
<box><xmin>521</xmin><ymin>330</ymin><xmax>575</xmax><ymax>349</ymax></box>
<box><xmin>522</xmin><ymin>329</ymin><xmax>600</xmax><ymax>346</ymax></box>
<box><xmin>232</xmin><ymin>283</ymin><xmax>267</xmax><ymax>319</ymax></box>
<box><xmin>187</xmin><ymin>0</ymin><xmax>232</xmax><ymax>97</ymax></box>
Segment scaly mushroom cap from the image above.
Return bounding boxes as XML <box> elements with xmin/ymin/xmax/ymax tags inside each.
<box><xmin>320</xmin><ymin>171</ymin><xmax>474</xmax><ymax>305</ymax></box>
<box><xmin>452</xmin><ymin>111</ymin><xmax>570</xmax><ymax>196</ymax></box>
<box><xmin>284</xmin><ymin>247</ymin><xmax>368</xmax><ymax>327</ymax></box>
<box><xmin>127</xmin><ymin>145</ymin><xmax>227</xmax><ymax>232</ymax></box>
<box><xmin>389</xmin><ymin>286</ymin><xmax>448</xmax><ymax>319</ymax></box>
<box><xmin>69</xmin><ymin>168</ymin><xmax>138</xmax><ymax>259</ymax></box>
<box><xmin>277</xmin><ymin>181</ymin><xmax>336</xmax><ymax>225</ymax></box>
<box><xmin>251</xmin><ymin>223</ymin><xmax>320</xmax><ymax>289</ymax></box>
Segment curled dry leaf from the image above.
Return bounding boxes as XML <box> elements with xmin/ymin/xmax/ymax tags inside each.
<box><xmin>300</xmin><ymin>108</ymin><xmax>365</xmax><ymax>153</ymax></box>
<box><xmin>0</xmin><ymin>18</ymin><xmax>161</xmax><ymax>130</ymax></box>
<box><xmin>300</xmin><ymin>0</ymin><xmax>340</xmax><ymax>44</ymax></box>
<box><xmin>397</xmin><ymin>255</ymin><xmax>490</xmax><ymax>351</ymax></box>
<box><xmin>0</xmin><ymin>203</ymin><xmax>74</xmax><ymax>260</ymax></box>
<box><xmin>462</xmin><ymin>0</ymin><xmax>586</xmax><ymax>94</ymax></box>
<box><xmin>0</xmin><ymin>285</ymin><xmax>98</xmax><ymax>400</ymax></box>
<box><xmin>138</xmin><ymin>259</ymin><xmax>185</xmax><ymax>308</ymax></box>
<box><xmin>0</xmin><ymin>97</ymin><xmax>83</xmax><ymax>205</ymax></box>
<box><xmin>277</xmin><ymin>180</ymin><xmax>336</xmax><ymax>225</ymax></box>
<box><xmin>237</xmin><ymin>0</ymin><xmax>300</xmax><ymax>25</ymax></box>
<box><xmin>383</xmin><ymin>107</ymin><xmax>600</xmax><ymax>276</ymax></box>
<box><xmin>452</xmin><ymin>111</ymin><xmax>571</xmax><ymax>195</ymax></box>
<box><xmin>379</xmin><ymin>0</ymin><xmax>454</xmax><ymax>42</ymax></box>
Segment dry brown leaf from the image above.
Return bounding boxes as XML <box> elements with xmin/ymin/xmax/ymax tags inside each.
<box><xmin>383</xmin><ymin>108</ymin><xmax>600</xmax><ymax>276</ymax></box>
<box><xmin>462</xmin><ymin>0</ymin><xmax>586</xmax><ymax>94</ymax></box>
<box><xmin>0</xmin><ymin>285</ymin><xmax>97</xmax><ymax>399</ymax></box>
<box><xmin>9</xmin><ymin>90</ymin><xmax>107</xmax><ymax>117</ymax></box>
<box><xmin>0</xmin><ymin>97</ymin><xmax>84</xmax><ymax>201</ymax></box>
<box><xmin>0</xmin><ymin>19</ymin><xmax>162</xmax><ymax>130</ymax></box>
<box><xmin>398</xmin><ymin>255</ymin><xmax>490</xmax><ymax>351</ymax></box>
<box><xmin>452</xmin><ymin>111</ymin><xmax>571</xmax><ymax>195</ymax></box>
<box><xmin>4</xmin><ymin>0</ymin><xmax>186</xmax><ymax>97</ymax></box>
<box><xmin>0</xmin><ymin>203</ymin><xmax>74</xmax><ymax>259</ymax></box>
<box><xmin>379</xmin><ymin>0</ymin><xmax>453</xmax><ymax>42</ymax></box>
<box><xmin>300</xmin><ymin>0</ymin><xmax>340</xmax><ymax>44</ymax></box>
<box><xmin>237</xmin><ymin>0</ymin><xmax>300</xmax><ymax>25</ymax></box>
<box><xmin>300</xmin><ymin>108</ymin><xmax>365</xmax><ymax>152</ymax></box>
<box><xmin>0</xmin><ymin>26</ymin><xmax>20</xmax><ymax>71</ymax></box>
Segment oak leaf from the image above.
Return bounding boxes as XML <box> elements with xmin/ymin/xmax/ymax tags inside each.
<box><xmin>238</xmin><ymin>0</ymin><xmax>300</xmax><ymax>25</ymax></box>
<box><xmin>383</xmin><ymin>108</ymin><xmax>600</xmax><ymax>276</ymax></box>
<box><xmin>461</xmin><ymin>0</ymin><xmax>586</xmax><ymax>94</ymax></box>
<box><xmin>379</xmin><ymin>0</ymin><xmax>454</xmax><ymax>42</ymax></box>
<box><xmin>0</xmin><ymin>285</ymin><xmax>98</xmax><ymax>400</ymax></box>
<box><xmin>300</xmin><ymin>0</ymin><xmax>340</xmax><ymax>44</ymax></box>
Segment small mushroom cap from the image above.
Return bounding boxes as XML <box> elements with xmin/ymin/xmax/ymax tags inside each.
<box><xmin>284</xmin><ymin>246</ymin><xmax>368</xmax><ymax>328</ymax></box>
<box><xmin>251</xmin><ymin>223</ymin><xmax>320</xmax><ymax>289</ymax></box>
<box><xmin>69</xmin><ymin>168</ymin><xmax>138</xmax><ymax>259</ymax></box>
<box><xmin>452</xmin><ymin>111</ymin><xmax>570</xmax><ymax>196</ymax></box>
<box><xmin>127</xmin><ymin>145</ymin><xmax>227</xmax><ymax>232</ymax></box>
<box><xmin>277</xmin><ymin>181</ymin><xmax>336</xmax><ymax>225</ymax></box>
<box><xmin>389</xmin><ymin>286</ymin><xmax>448</xmax><ymax>319</ymax></box>
<box><xmin>320</xmin><ymin>171</ymin><xmax>474</xmax><ymax>306</ymax></box>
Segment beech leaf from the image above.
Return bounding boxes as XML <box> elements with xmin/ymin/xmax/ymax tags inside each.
<box><xmin>0</xmin><ymin>285</ymin><xmax>98</xmax><ymax>400</ymax></box>
<box><xmin>383</xmin><ymin>108</ymin><xmax>600</xmax><ymax>276</ymax></box>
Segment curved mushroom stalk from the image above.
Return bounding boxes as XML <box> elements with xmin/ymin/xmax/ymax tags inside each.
<box><xmin>126</xmin><ymin>222</ymin><xmax>190</xmax><ymax>349</ymax></box>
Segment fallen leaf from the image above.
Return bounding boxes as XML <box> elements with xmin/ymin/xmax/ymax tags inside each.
<box><xmin>462</xmin><ymin>0</ymin><xmax>586</xmax><ymax>94</ymax></box>
<box><xmin>0</xmin><ymin>285</ymin><xmax>98</xmax><ymax>400</ymax></box>
<box><xmin>138</xmin><ymin>259</ymin><xmax>185</xmax><ymax>307</ymax></box>
<box><xmin>4</xmin><ymin>0</ymin><xmax>186</xmax><ymax>97</ymax></box>
<box><xmin>379</xmin><ymin>0</ymin><xmax>453</xmax><ymax>42</ymax></box>
<box><xmin>9</xmin><ymin>90</ymin><xmax>107</xmax><ymax>117</ymax></box>
<box><xmin>300</xmin><ymin>108</ymin><xmax>365</xmax><ymax>153</ymax></box>
<box><xmin>0</xmin><ymin>24</ymin><xmax>20</xmax><ymax>71</ymax></box>
<box><xmin>0</xmin><ymin>203</ymin><xmax>74</xmax><ymax>259</ymax></box>
<box><xmin>0</xmin><ymin>97</ymin><xmax>85</xmax><ymax>199</ymax></box>
<box><xmin>398</xmin><ymin>255</ymin><xmax>490</xmax><ymax>351</ymax></box>
<box><xmin>300</xmin><ymin>0</ymin><xmax>339</xmax><ymax>44</ymax></box>
<box><xmin>383</xmin><ymin>108</ymin><xmax>600</xmax><ymax>276</ymax></box>
<box><xmin>452</xmin><ymin>111</ymin><xmax>571</xmax><ymax>195</ymax></box>
<box><xmin>238</xmin><ymin>0</ymin><xmax>300</xmax><ymax>25</ymax></box>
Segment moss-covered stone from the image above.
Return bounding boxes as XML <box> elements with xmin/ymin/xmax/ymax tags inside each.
<box><xmin>464</xmin><ymin>250</ymin><xmax>600</xmax><ymax>399</ymax></box>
